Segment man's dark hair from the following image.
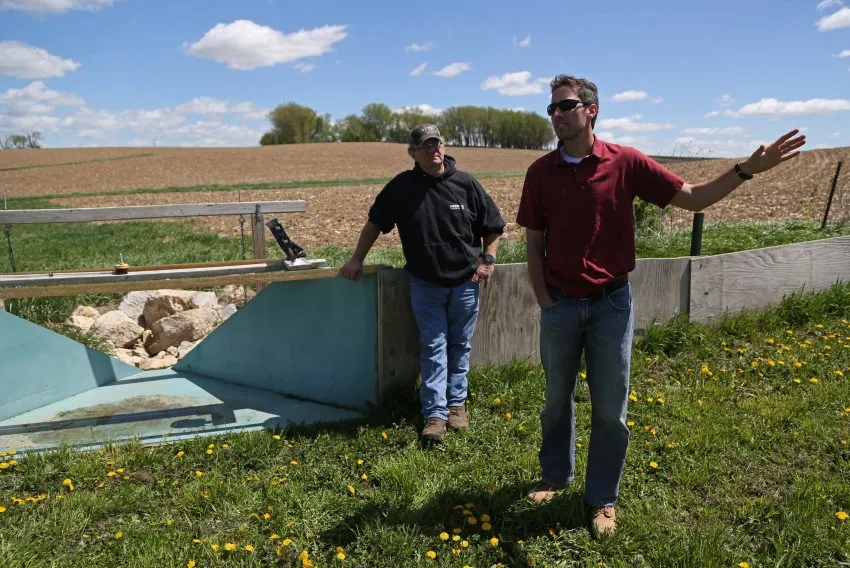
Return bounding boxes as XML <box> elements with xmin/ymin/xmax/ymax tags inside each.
<box><xmin>550</xmin><ymin>74</ymin><xmax>599</xmax><ymax>129</ymax></box>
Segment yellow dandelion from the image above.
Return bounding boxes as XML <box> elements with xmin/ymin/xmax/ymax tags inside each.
<box><xmin>452</xmin><ymin>528</ymin><xmax>463</xmax><ymax>534</ymax></box>
<box><xmin>176</xmin><ymin>450</ymin><xmax>184</xmax><ymax>457</ymax></box>
<box><xmin>628</xmin><ymin>394</ymin><xmax>638</xmax><ymax>402</ymax></box>
<box><xmin>357</xmin><ymin>459</ymin><xmax>364</xmax><ymax>465</ymax></box>
<box><xmin>504</xmin><ymin>412</ymin><xmax>513</xmax><ymax>420</ymax></box>
<box><xmin>439</xmin><ymin>532</ymin><xmax>449</xmax><ymax>541</ymax></box>
<box><xmin>347</xmin><ymin>485</ymin><xmax>356</xmax><ymax>494</ymax></box>
<box><xmin>206</xmin><ymin>449</ymin><xmax>214</xmax><ymax>455</ymax></box>
<box><xmin>579</xmin><ymin>372</ymin><xmax>587</xmax><ymax>380</ymax></box>
<box><xmin>837</xmin><ymin>511</ymin><xmax>849</xmax><ymax>521</ymax></box>
<box><xmin>282</xmin><ymin>538</ymin><xmax>292</xmax><ymax>546</ymax></box>
<box><xmin>481</xmin><ymin>513</ymin><xmax>491</xmax><ymax>522</ymax></box>
<box><xmin>114</xmin><ymin>532</ymin><xmax>123</xmax><ymax>540</ymax></box>
<box><xmin>273</xmin><ymin>434</ymin><xmax>281</xmax><ymax>440</ymax></box>
<box><xmin>222</xmin><ymin>444</ymin><xmax>230</xmax><ymax>449</ymax></box>
<box><xmin>165</xmin><ymin>519</ymin><xmax>173</xmax><ymax>526</ymax></box>
<box><xmin>194</xmin><ymin>470</ymin><xmax>203</xmax><ymax>477</ymax></box>
<box><xmin>337</xmin><ymin>552</ymin><xmax>346</xmax><ymax>560</ymax></box>
<box><xmin>767</xmin><ymin>339</ymin><xmax>774</xmax><ymax>345</ymax></box>
<box><xmin>381</xmin><ymin>432</ymin><xmax>388</xmax><ymax>440</ymax></box>
<box><xmin>0</xmin><ymin>506</ymin><xmax>6</xmax><ymax>513</ymax></box>
<box><xmin>210</xmin><ymin>543</ymin><xmax>220</xmax><ymax>551</ymax></box>
<box><xmin>461</xmin><ymin>540</ymin><xmax>469</xmax><ymax>548</ymax></box>
<box><xmin>426</xmin><ymin>550</ymin><xmax>437</xmax><ymax>559</ymax></box>
<box><xmin>0</xmin><ymin>463</ymin><xmax>9</xmax><ymax>470</ymax></box>
<box><xmin>224</xmin><ymin>543</ymin><xmax>236</xmax><ymax>551</ymax></box>
<box><xmin>493</xmin><ymin>397</ymin><xmax>501</xmax><ymax>405</ymax></box>
<box><xmin>649</xmin><ymin>461</ymin><xmax>659</xmax><ymax>469</ymax></box>
<box><xmin>270</xmin><ymin>533</ymin><xmax>280</xmax><ymax>540</ymax></box>
<box><xmin>193</xmin><ymin>538</ymin><xmax>203</xmax><ymax>544</ymax></box>
<box><xmin>187</xmin><ymin>561</ymin><xmax>196</xmax><ymax>568</ymax></box>
<box><xmin>809</xmin><ymin>377</ymin><xmax>819</xmax><ymax>384</ymax></box>
<box><xmin>452</xmin><ymin>535</ymin><xmax>460</xmax><ymax>542</ymax></box>
<box><xmin>361</xmin><ymin>473</ymin><xmax>368</xmax><ymax>480</ymax></box>
<box><xmin>739</xmin><ymin>563</ymin><xmax>749</xmax><ymax>568</ymax></box>
<box><xmin>245</xmin><ymin>544</ymin><xmax>255</xmax><ymax>552</ymax></box>
<box><xmin>626</xmin><ymin>420</ymin><xmax>635</xmax><ymax>427</ymax></box>
<box><xmin>482</xmin><ymin>522</ymin><xmax>492</xmax><ymax>531</ymax></box>
<box><xmin>290</xmin><ymin>460</ymin><xmax>299</xmax><ymax>465</ymax></box>
<box><xmin>836</xmin><ymin>371</ymin><xmax>844</xmax><ymax>377</ymax></box>
<box><xmin>490</xmin><ymin>537</ymin><xmax>499</xmax><ymax>547</ymax></box>
<box><xmin>467</xmin><ymin>516</ymin><xmax>478</xmax><ymax>525</ymax></box>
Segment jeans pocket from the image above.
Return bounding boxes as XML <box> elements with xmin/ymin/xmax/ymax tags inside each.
<box><xmin>605</xmin><ymin>284</ymin><xmax>632</xmax><ymax>311</ymax></box>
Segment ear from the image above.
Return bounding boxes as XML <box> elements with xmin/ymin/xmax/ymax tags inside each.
<box><xmin>407</xmin><ymin>148</ymin><xmax>415</xmax><ymax>160</ymax></box>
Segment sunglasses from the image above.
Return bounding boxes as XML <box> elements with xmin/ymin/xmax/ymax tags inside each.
<box><xmin>546</xmin><ymin>98</ymin><xmax>585</xmax><ymax>116</ymax></box>
<box><xmin>415</xmin><ymin>139</ymin><xmax>444</xmax><ymax>150</ymax></box>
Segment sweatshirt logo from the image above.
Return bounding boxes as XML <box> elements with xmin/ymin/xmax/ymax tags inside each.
<box><xmin>449</xmin><ymin>204</ymin><xmax>465</xmax><ymax>211</ymax></box>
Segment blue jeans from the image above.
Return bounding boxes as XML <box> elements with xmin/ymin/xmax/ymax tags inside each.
<box><xmin>538</xmin><ymin>282</ymin><xmax>634</xmax><ymax>508</ymax></box>
<box><xmin>408</xmin><ymin>274</ymin><xmax>480</xmax><ymax>420</ymax></box>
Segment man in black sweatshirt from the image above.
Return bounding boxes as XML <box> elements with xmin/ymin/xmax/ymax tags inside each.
<box><xmin>342</xmin><ymin>124</ymin><xmax>506</xmax><ymax>442</ymax></box>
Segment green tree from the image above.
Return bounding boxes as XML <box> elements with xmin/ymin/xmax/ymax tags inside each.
<box><xmin>265</xmin><ymin>102</ymin><xmax>320</xmax><ymax>144</ymax></box>
<box><xmin>360</xmin><ymin>103</ymin><xmax>393</xmax><ymax>142</ymax></box>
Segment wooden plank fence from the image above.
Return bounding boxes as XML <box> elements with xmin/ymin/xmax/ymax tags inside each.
<box><xmin>377</xmin><ymin>235</ymin><xmax>850</xmax><ymax>391</ymax></box>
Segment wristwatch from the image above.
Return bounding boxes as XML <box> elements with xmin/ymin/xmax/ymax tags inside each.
<box><xmin>734</xmin><ymin>162</ymin><xmax>753</xmax><ymax>180</ymax></box>
<box><xmin>481</xmin><ymin>253</ymin><xmax>496</xmax><ymax>265</ymax></box>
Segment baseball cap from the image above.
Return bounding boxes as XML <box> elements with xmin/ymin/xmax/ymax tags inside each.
<box><xmin>409</xmin><ymin>123</ymin><xmax>444</xmax><ymax>147</ymax></box>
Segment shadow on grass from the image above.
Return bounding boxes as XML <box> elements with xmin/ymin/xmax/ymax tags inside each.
<box><xmin>317</xmin><ymin>483</ymin><xmax>589</xmax><ymax>566</ymax></box>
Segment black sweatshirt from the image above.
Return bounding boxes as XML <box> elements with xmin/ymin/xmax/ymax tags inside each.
<box><xmin>368</xmin><ymin>155</ymin><xmax>506</xmax><ymax>286</ymax></box>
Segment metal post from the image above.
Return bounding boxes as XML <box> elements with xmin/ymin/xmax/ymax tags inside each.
<box><xmin>821</xmin><ymin>161</ymin><xmax>843</xmax><ymax>229</ymax></box>
<box><xmin>690</xmin><ymin>212</ymin><xmax>704</xmax><ymax>256</ymax></box>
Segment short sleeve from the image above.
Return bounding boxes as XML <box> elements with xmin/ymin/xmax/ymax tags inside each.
<box><xmin>471</xmin><ymin>178</ymin><xmax>506</xmax><ymax>237</ymax></box>
<box><xmin>367</xmin><ymin>181</ymin><xmax>397</xmax><ymax>234</ymax></box>
<box><xmin>515</xmin><ymin>164</ymin><xmax>546</xmax><ymax>230</ymax></box>
<box><xmin>629</xmin><ymin>152</ymin><xmax>685</xmax><ymax>208</ymax></box>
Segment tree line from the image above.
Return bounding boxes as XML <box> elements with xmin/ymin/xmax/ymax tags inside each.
<box><xmin>259</xmin><ymin>102</ymin><xmax>555</xmax><ymax>150</ymax></box>
<box><xmin>1</xmin><ymin>132</ymin><xmax>42</xmax><ymax>149</ymax></box>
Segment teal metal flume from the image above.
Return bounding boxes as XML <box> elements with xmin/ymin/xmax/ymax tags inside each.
<box><xmin>0</xmin><ymin>273</ymin><xmax>380</xmax><ymax>453</ymax></box>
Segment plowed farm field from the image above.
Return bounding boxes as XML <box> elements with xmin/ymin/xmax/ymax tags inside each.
<box><xmin>2</xmin><ymin>142</ymin><xmax>848</xmax><ymax>250</ymax></box>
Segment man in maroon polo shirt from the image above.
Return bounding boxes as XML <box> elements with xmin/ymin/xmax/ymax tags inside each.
<box><xmin>516</xmin><ymin>74</ymin><xmax>805</xmax><ymax>538</ymax></box>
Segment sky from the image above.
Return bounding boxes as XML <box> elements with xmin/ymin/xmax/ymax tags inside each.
<box><xmin>0</xmin><ymin>0</ymin><xmax>849</xmax><ymax>157</ymax></box>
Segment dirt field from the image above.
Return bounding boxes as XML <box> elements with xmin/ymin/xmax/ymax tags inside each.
<box><xmin>3</xmin><ymin>143</ymin><xmax>849</xmax><ymax>250</ymax></box>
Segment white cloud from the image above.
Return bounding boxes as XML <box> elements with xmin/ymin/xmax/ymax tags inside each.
<box><xmin>718</xmin><ymin>94</ymin><xmax>734</xmax><ymax>105</ymax></box>
<box><xmin>430</xmin><ymin>62</ymin><xmax>471</xmax><ymax>77</ymax></box>
<box><xmin>839</xmin><ymin>49</ymin><xmax>850</xmax><ymax>57</ymax></box>
<box><xmin>175</xmin><ymin>97</ymin><xmax>268</xmax><ymax>120</ymax></box>
<box><xmin>816</xmin><ymin>7</ymin><xmax>850</xmax><ymax>30</ymax></box>
<box><xmin>294</xmin><ymin>62</ymin><xmax>315</xmax><ymax>73</ymax></box>
<box><xmin>0</xmin><ymin>0</ymin><xmax>113</xmax><ymax>13</ymax></box>
<box><xmin>409</xmin><ymin>62</ymin><xmax>427</xmax><ymax>76</ymax></box>
<box><xmin>0</xmin><ymin>41</ymin><xmax>81</xmax><ymax>79</ymax></box>
<box><xmin>705</xmin><ymin>110</ymin><xmax>722</xmax><ymax>118</ymax></box>
<box><xmin>481</xmin><ymin>71</ymin><xmax>548</xmax><ymax>96</ymax></box>
<box><xmin>183</xmin><ymin>20</ymin><xmax>348</xmax><ymax>70</ymax></box>
<box><xmin>0</xmin><ymin>85</ymin><xmax>270</xmax><ymax>146</ymax></box>
<box><xmin>674</xmin><ymin>136</ymin><xmax>768</xmax><ymax>157</ymax></box>
<box><xmin>817</xmin><ymin>0</ymin><xmax>843</xmax><ymax>10</ymax></box>
<box><xmin>830</xmin><ymin>131</ymin><xmax>841</xmax><ymax>138</ymax></box>
<box><xmin>392</xmin><ymin>104</ymin><xmax>443</xmax><ymax>116</ymax></box>
<box><xmin>733</xmin><ymin>97</ymin><xmax>850</xmax><ymax>116</ymax></box>
<box><xmin>596</xmin><ymin>114</ymin><xmax>675</xmax><ymax>132</ymax></box>
<box><xmin>0</xmin><ymin>81</ymin><xmax>85</xmax><ymax>116</ymax></box>
<box><xmin>652</xmin><ymin>97</ymin><xmax>664</xmax><ymax>104</ymax></box>
<box><xmin>682</xmin><ymin>126</ymin><xmax>745</xmax><ymax>135</ymax></box>
<box><xmin>405</xmin><ymin>41</ymin><xmax>434</xmax><ymax>52</ymax></box>
<box><xmin>513</xmin><ymin>35</ymin><xmax>531</xmax><ymax>48</ymax></box>
<box><xmin>611</xmin><ymin>90</ymin><xmax>648</xmax><ymax>102</ymax></box>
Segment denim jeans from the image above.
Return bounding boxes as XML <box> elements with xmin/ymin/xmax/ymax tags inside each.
<box><xmin>538</xmin><ymin>282</ymin><xmax>634</xmax><ymax>507</ymax></box>
<box><xmin>408</xmin><ymin>274</ymin><xmax>481</xmax><ymax>420</ymax></box>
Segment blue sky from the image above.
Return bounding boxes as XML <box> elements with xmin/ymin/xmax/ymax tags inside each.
<box><xmin>1</xmin><ymin>0</ymin><xmax>849</xmax><ymax>156</ymax></box>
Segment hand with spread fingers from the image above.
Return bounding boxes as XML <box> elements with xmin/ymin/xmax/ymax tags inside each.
<box><xmin>739</xmin><ymin>129</ymin><xmax>807</xmax><ymax>175</ymax></box>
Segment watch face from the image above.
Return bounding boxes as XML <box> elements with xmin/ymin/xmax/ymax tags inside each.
<box><xmin>483</xmin><ymin>254</ymin><xmax>496</xmax><ymax>264</ymax></box>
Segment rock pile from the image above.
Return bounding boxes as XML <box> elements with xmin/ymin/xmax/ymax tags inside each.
<box><xmin>66</xmin><ymin>285</ymin><xmax>255</xmax><ymax>370</ymax></box>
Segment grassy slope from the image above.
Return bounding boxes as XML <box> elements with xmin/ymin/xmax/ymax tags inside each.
<box><xmin>0</xmin><ymin>284</ymin><xmax>848</xmax><ymax>566</ymax></box>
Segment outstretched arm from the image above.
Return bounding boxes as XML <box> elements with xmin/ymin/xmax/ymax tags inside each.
<box><xmin>669</xmin><ymin>129</ymin><xmax>806</xmax><ymax>212</ymax></box>
<box><xmin>341</xmin><ymin>221</ymin><xmax>381</xmax><ymax>281</ymax></box>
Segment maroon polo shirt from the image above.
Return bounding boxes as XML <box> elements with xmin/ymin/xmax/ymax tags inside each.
<box><xmin>516</xmin><ymin>137</ymin><xmax>685</xmax><ymax>298</ymax></box>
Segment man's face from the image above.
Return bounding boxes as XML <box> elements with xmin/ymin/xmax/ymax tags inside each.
<box><xmin>549</xmin><ymin>86</ymin><xmax>595</xmax><ymax>142</ymax></box>
<box><xmin>410</xmin><ymin>138</ymin><xmax>445</xmax><ymax>170</ymax></box>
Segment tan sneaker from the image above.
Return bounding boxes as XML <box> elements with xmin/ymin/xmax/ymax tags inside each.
<box><xmin>421</xmin><ymin>417</ymin><xmax>447</xmax><ymax>442</ymax></box>
<box><xmin>589</xmin><ymin>505</ymin><xmax>616</xmax><ymax>538</ymax></box>
<box><xmin>447</xmin><ymin>406</ymin><xmax>469</xmax><ymax>430</ymax></box>
<box><xmin>526</xmin><ymin>480</ymin><xmax>566</xmax><ymax>504</ymax></box>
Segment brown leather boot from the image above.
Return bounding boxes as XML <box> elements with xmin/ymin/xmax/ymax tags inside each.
<box><xmin>589</xmin><ymin>505</ymin><xmax>617</xmax><ymax>538</ymax></box>
<box><xmin>447</xmin><ymin>406</ymin><xmax>469</xmax><ymax>430</ymax></box>
<box><xmin>421</xmin><ymin>417</ymin><xmax>447</xmax><ymax>442</ymax></box>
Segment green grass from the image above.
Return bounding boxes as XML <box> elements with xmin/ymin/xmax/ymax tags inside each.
<box><xmin>636</xmin><ymin>219</ymin><xmax>850</xmax><ymax>258</ymax></box>
<box><xmin>0</xmin><ymin>152</ymin><xmax>155</xmax><ymax>173</ymax></box>
<box><xmin>1</xmin><ymin>282</ymin><xmax>849</xmax><ymax>566</ymax></box>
